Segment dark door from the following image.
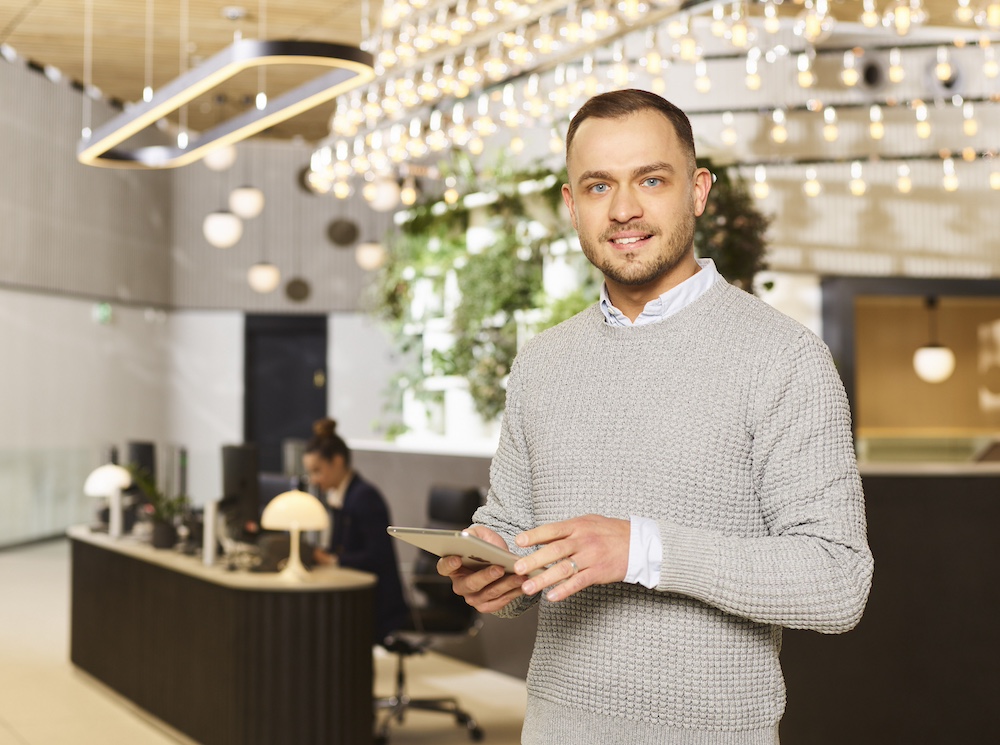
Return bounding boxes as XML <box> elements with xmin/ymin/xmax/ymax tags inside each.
<box><xmin>244</xmin><ymin>315</ymin><xmax>328</xmax><ymax>473</ymax></box>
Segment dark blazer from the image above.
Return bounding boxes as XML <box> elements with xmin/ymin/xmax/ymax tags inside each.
<box><xmin>329</xmin><ymin>472</ymin><xmax>410</xmax><ymax>641</ymax></box>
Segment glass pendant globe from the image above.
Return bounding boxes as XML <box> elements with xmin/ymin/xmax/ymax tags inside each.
<box><xmin>229</xmin><ymin>186</ymin><xmax>265</xmax><ymax>219</ymax></box>
<box><xmin>913</xmin><ymin>345</ymin><xmax>956</xmax><ymax>383</ymax></box>
<box><xmin>202</xmin><ymin>144</ymin><xmax>237</xmax><ymax>172</ymax></box>
<box><xmin>247</xmin><ymin>262</ymin><xmax>281</xmax><ymax>293</ymax></box>
<box><xmin>202</xmin><ymin>211</ymin><xmax>243</xmax><ymax>249</ymax></box>
<box><xmin>355</xmin><ymin>242</ymin><xmax>387</xmax><ymax>271</ymax></box>
<box><xmin>364</xmin><ymin>178</ymin><xmax>401</xmax><ymax>212</ymax></box>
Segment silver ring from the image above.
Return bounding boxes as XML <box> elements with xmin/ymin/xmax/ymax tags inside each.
<box><xmin>564</xmin><ymin>557</ymin><xmax>579</xmax><ymax>576</ymax></box>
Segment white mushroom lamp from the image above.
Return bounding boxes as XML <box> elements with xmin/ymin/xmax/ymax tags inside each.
<box><xmin>84</xmin><ymin>464</ymin><xmax>132</xmax><ymax>539</ymax></box>
<box><xmin>260</xmin><ymin>490</ymin><xmax>330</xmax><ymax>581</ymax></box>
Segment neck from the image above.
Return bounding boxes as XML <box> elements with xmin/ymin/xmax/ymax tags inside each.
<box><xmin>606</xmin><ymin>255</ymin><xmax>701</xmax><ymax>322</ymax></box>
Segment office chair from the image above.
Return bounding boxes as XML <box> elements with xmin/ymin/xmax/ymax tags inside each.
<box><xmin>375</xmin><ymin>485</ymin><xmax>486</xmax><ymax>744</ymax></box>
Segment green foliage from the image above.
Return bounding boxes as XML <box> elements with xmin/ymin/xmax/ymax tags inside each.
<box><xmin>127</xmin><ymin>465</ymin><xmax>188</xmax><ymax>523</ymax></box>
<box><xmin>694</xmin><ymin>158</ymin><xmax>772</xmax><ymax>291</ymax></box>
<box><xmin>371</xmin><ymin>154</ymin><xmax>770</xmax><ymax>429</ymax></box>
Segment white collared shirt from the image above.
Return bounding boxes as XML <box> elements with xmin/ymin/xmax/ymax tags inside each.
<box><xmin>598</xmin><ymin>258</ymin><xmax>722</xmax><ymax>589</ymax></box>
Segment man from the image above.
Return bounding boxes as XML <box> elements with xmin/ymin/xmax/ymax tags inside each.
<box><xmin>437</xmin><ymin>90</ymin><xmax>873</xmax><ymax>744</ymax></box>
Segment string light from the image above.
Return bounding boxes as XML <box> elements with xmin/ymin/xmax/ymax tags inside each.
<box><xmin>869</xmin><ymin>104</ymin><xmax>885</xmax><ymax>140</ymax></box>
<box><xmin>896</xmin><ymin>163</ymin><xmax>913</xmax><ymax>194</ymax></box>
<box><xmin>942</xmin><ymin>157</ymin><xmax>959</xmax><ymax>192</ymax></box>
<box><xmin>963</xmin><ymin>101</ymin><xmax>978</xmax><ymax>136</ymax></box>
<box><xmin>720</xmin><ymin>111</ymin><xmax>738</xmax><ymax>146</ymax></box>
<box><xmin>849</xmin><ymin>161</ymin><xmax>867</xmax><ymax>196</ymax></box>
<box><xmin>803</xmin><ymin>167</ymin><xmax>822</xmax><ymax>197</ymax></box>
<box><xmin>955</xmin><ymin>0</ymin><xmax>975</xmax><ymax>23</ymax></box>
<box><xmin>694</xmin><ymin>60</ymin><xmax>711</xmax><ymax>93</ymax></box>
<box><xmin>861</xmin><ymin>0</ymin><xmax>881</xmax><ymax>28</ymax></box>
<box><xmin>889</xmin><ymin>47</ymin><xmax>905</xmax><ymax>83</ymax></box>
<box><xmin>841</xmin><ymin>50</ymin><xmax>860</xmax><ymax>86</ymax></box>
<box><xmin>770</xmin><ymin>109</ymin><xmax>788</xmax><ymax>144</ymax></box>
<box><xmin>753</xmin><ymin>165</ymin><xmax>769</xmax><ymax>199</ymax></box>
<box><xmin>795</xmin><ymin>0</ymin><xmax>834</xmax><ymax>44</ymax></box>
<box><xmin>935</xmin><ymin>46</ymin><xmax>954</xmax><ymax>82</ymax></box>
<box><xmin>763</xmin><ymin>1</ymin><xmax>782</xmax><ymax>34</ymax></box>
<box><xmin>823</xmin><ymin>106</ymin><xmax>839</xmax><ymax>142</ymax></box>
<box><xmin>797</xmin><ymin>52</ymin><xmax>815</xmax><ymax>88</ymax></box>
<box><xmin>746</xmin><ymin>48</ymin><xmax>762</xmax><ymax>91</ymax></box>
<box><xmin>914</xmin><ymin>101</ymin><xmax>932</xmax><ymax>139</ymax></box>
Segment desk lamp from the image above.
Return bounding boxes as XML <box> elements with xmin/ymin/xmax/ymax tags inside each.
<box><xmin>260</xmin><ymin>490</ymin><xmax>329</xmax><ymax>581</ymax></box>
<box><xmin>84</xmin><ymin>464</ymin><xmax>132</xmax><ymax>538</ymax></box>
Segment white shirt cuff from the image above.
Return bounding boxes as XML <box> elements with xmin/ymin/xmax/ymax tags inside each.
<box><xmin>624</xmin><ymin>515</ymin><xmax>662</xmax><ymax>589</ymax></box>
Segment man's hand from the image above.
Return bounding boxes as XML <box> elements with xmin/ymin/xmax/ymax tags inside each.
<box><xmin>436</xmin><ymin>525</ymin><xmax>528</xmax><ymax>614</ymax></box>
<box><xmin>513</xmin><ymin>514</ymin><xmax>630</xmax><ymax>602</ymax></box>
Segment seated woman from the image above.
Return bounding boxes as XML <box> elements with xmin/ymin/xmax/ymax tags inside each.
<box><xmin>303</xmin><ymin>418</ymin><xmax>410</xmax><ymax>641</ymax></box>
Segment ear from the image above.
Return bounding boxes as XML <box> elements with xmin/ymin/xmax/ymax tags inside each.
<box><xmin>561</xmin><ymin>183</ymin><xmax>578</xmax><ymax>230</ymax></box>
<box><xmin>691</xmin><ymin>167</ymin><xmax>713</xmax><ymax>218</ymax></box>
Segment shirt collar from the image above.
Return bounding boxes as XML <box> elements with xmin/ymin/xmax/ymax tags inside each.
<box><xmin>599</xmin><ymin>258</ymin><xmax>721</xmax><ymax>327</ymax></box>
<box><xmin>325</xmin><ymin>469</ymin><xmax>354</xmax><ymax>509</ymax></box>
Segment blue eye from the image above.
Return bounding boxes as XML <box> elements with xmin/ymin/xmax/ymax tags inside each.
<box><xmin>642</xmin><ymin>177</ymin><xmax>662</xmax><ymax>187</ymax></box>
<box><xmin>590</xmin><ymin>183</ymin><xmax>609</xmax><ymax>193</ymax></box>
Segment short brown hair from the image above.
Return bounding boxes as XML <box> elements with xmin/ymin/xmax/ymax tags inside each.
<box><xmin>565</xmin><ymin>89</ymin><xmax>697</xmax><ymax>169</ymax></box>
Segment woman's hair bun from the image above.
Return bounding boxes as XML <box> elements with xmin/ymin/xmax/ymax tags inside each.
<box><xmin>312</xmin><ymin>417</ymin><xmax>338</xmax><ymax>438</ymax></box>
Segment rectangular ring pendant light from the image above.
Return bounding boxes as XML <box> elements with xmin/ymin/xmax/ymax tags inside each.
<box><xmin>78</xmin><ymin>39</ymin><xmax>374</xmax><ymax>169</ymax></box>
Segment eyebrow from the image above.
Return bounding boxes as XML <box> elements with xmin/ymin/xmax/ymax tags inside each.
<box><xmin>577</xmin><ymin>161</ymin><xmax>676</xmax><ymax>184</ymax></box>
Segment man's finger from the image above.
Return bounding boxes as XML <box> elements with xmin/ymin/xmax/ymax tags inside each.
<box><xmin>515</xmin><ymin>518</ymin><xmax>575</xmax><ymax>548</ymax></box>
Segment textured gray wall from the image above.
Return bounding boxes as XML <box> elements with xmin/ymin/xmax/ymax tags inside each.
<box><xmin>0</xmin><ymin>58</ymin><xmax>173</xmax><ymax>305</ymax></box>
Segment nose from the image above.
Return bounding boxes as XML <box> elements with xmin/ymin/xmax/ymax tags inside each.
<box><xmin>609</xmin><ymin>184</ymin><xmax>642</xmax><ymax>223</ymax></box>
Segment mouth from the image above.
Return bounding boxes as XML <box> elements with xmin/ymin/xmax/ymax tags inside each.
<box><xmin>607</xmin><ymin>232</ymin><xmax>654</xmax><ymax>250</ymax></box>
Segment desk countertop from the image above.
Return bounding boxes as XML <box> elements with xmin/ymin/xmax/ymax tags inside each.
<box><xmin>67</xmin><ymin>525</ymin><xmax>376</xmax><ymax>592</ymax></box>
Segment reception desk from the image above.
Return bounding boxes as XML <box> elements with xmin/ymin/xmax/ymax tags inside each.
<box><xmin>780</xmin><ymin>470</ymin><xmax>1000</xmax><ymax>743</ymax></box>
<box><xmin>68</xmin><ymin>526</ymin><xmax>376</xmax><ymax>745</ymax></box>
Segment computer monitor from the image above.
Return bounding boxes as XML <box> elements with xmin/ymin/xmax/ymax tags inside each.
<box><xmin>220</xmin><ymin>444</ymin><xmax>261</xmax><ymax>540</ymax></box>
<box><xmin>258</xmin><ymin>472</ymin><xmax>301</xmax><ymax>514</ymax></box>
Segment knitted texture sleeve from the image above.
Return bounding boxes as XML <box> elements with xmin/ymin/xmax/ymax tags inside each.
<box><xmin>656</xmin><ymin>327</ymin><xmax>873</xmax><ymax>633</ymax></box>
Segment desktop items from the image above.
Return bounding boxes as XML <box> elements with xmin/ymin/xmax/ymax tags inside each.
<box><xmin>83</xmin><ymin>464</ymin><xmax>132</xmax><ymax>538</ymax></box>
<box><xmin>259</xmin><ymin>490</ymin><xmax>329</xmax><ymax>581</ymax></box>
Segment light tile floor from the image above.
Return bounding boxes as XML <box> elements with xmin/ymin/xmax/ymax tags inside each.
<box><xmin>0</xmin><ymin>539</ymin><xmax>525</xmax><ymax>745</ymax></box>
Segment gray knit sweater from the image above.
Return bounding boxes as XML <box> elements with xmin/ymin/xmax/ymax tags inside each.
<box><xmin>473</xmin><ymin>278</ymin><xmax>873</xmax><ymax>744</ymax></box>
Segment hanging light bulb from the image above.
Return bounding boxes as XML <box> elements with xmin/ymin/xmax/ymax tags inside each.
<box><xmin>975</xmin><ymin>1</ymin><xmax>1000</xmax><ymax>29</ymax></box>
<box><xmin>913</xmin><ymin>296</ymin><xmax>955</xmax><ymax>383</ymax></box>
<box><xmin>642</xmin><ymin>28</ymin><xmax>663</xmax><ymax>75</ymax></box>
<box><xmin>795</xmin><ymin>0</ymin><xmax>835</xmax><ymax>44</ymax></box>
<box><xmin>617</xmin><ymin>0</ymin><xmax>648</xmax><ymax>24</ymax></box>
<box><xmin>745</xmin><ymin>48</ymin><xmax>762</xmax><ymax>91</ymax></box>
<box><xmin>400</xmin><ymin>176</ymin><xmax>418</xmax><ymax>206</ymax></box>
<box><xmin>355</xmin><ymin>242</ymin><xmax>387</xmax><ymax>271</ymax></box>
<box><xmin>796</xmin><ymin>52</ymin><xmax>815</xmax><ymax>88</ymax></box>
<box><xmin>471</xmin><ymin>0</ymin><xmax>496</xmax><ymax>28</ymax></box>
<box><xmin>443</xmin><ymin>176</ymin><xmax>460</xmax><ymax>205</ymax></box>
<box><xmin>884</xmin><ymin>0</ymin><xmax>926</xmax><ymax>35</ymax></box>
<box><xmin>590</xmin><ymin>0</ymin><xmax>615</xmax><ymax>32</ymax></box>
<box><xmin>364</xmin><ymin>175</ymin><xmax>401</xmax><ymax>212</ymax></box>
<box><xmin>990</xmin><ymin>163</ymin><xmax>1000</xmax><ymax>191</ymax></box>
<box><xmin>914</xmin><ymin>101</ymin><xmax>931</xmax><ymax>139</ymax></box>
<box><xmin>710</xmin><ymin>4</ymin><xmax>727</xmax><ymax>37</ymax></box>
<box><xmin>962</xmin><ymin>101</ymin><xmax>978</xmax><ymax>136</ymax></box>
<box><xmin>823</xmin><ymin>106</ymin><xmax>839</xmax><ymax>142</ymax></box>
<box><xmin>562</xmin><ymin>2</ymin><xmax>584</xmax><ymax>43</ymax></box>
<box><xmin>203</xmin><ymin>144</ymin><xmax>237</xmax><ymax>171</ymax></box>
<box><xmin>770</xmin><ymin>109</ymin><xmax>789</xmax><ymax>144</ymax></box>
<box><xmin>860</xmin><ymin>0</ymin><xmax>881</xmax><ymax>27</ymax></box>
<box><xmin>841</xmin><ymin>50</ymin><xmax>861</xmax><ymax>86</ymax></box>
<box><xmin>888</xmin><ymin>47</ymin><xmax>905</xmax><ymax>83</ymax></box>
<box><xmin>728</xmin><ymin>2</ymin><xmax>754</xmax><ymax>49</ymax></box>
<box><xmin>247</xmin><ymin>262</ymin><xmax>281</xmax><ymax>293</ymax></box>
<box><xmin>954</xmin><ymin>0</ymin><xmax>975</xmax><ymax>22</ymax></box>
<box><xmin>763</xmin><ymin>1</ymin><xmax>782</xmax><ymax>34</ymax></box>
<box><xmin>984</xmin><ymin>43</ymin><xmax>999</xmax><ymax>78</ymax></box>
<box><xmin>869</xmin><ymin>105</ymin><xmax>885</xmax><ymax>140</ymax></box>
<box><xmin>694</xmin><ymin>60</ymin><xmax>711</xmax><ymax>93</ymax></box>
<box><xmin>896</xmin><ymin>163</ymin><xmax>913</xmax><ymax>193</ymax></box>
<box><xmin>935</xmin><ymin>46</ymin><xmax>954</xmax><ymax>81</ymax></box>
<box><xmin>229</xmin><ymin>185</ymin><xmax>264</xmax><ymax>219</ymax></box>
<box><xmin>753</xmin><ymin>165</ymin><xmax>769</xmax><ymax>199</ymax></box>
<box><xmin>534</xmin><ymin>16</ymin><xmax>558</xmax><ymax>56</ymax></box>
<box><xmin>849</xmin><ymin>161</ymin><xmax>867</xmax><ymax>196</ymax></box>
<box><xmin>942</xmin><ymin>157</ymin><xmax>959</xmax><ymax>191</ymax></box>
<box><xmin>203</xmin><ymin>211</ymin><xmax>243</xmax><ymax>248</ymax></box>
<box><xmin>803</xmin><ymin>167</ymin><xmax>822</xmax><ymax>197</ymax></box>
<box><xmin>720</xmin><ymin>111</ymin><xmax>738</xmax><ymax>146</ymax></box>
<box><xmin>332</xmin><ymin>180</ymin><xmax>352</xmax><ymax>199</ymax></box>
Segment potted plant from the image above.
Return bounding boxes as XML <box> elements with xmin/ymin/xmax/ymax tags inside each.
<box><xmin>127</xmin><ymin>465</ymin><xmax>189</xmax><ymax>549</ymax></box>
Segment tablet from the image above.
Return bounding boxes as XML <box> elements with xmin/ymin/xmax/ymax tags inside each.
<box><xmin>386</xmin><ymin>526</ymin><xmax>542</xmax><ymax>577</ymax></box>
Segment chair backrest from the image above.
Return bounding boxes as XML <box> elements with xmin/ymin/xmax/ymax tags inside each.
<box><xmin>411</xmin><ymin>485</ymin><xmax>484</xmax><ymax>633</ymax></box>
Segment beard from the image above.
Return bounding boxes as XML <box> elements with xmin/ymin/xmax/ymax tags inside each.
<box><xmin>579</xmin><ymin>209</ymin><xmax>697</xmax><ymax>287</ymax></box>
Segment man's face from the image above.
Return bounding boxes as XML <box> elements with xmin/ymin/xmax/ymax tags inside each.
<box><xmin>562</xmin><ymin>109</ymin><xmax>712</xmax><ymax>298</ymax></box>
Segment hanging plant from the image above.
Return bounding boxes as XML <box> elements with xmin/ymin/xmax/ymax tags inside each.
<box><xmin>369</xmin><ymin>154</ymin><xmax>769</xmax><ymax>432</ymax></box>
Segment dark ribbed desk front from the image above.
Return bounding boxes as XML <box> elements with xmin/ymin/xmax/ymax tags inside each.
<box><xmin>69</xmin><ymin>527</ymin><xmax>375</xmax><ymax>745</ymax></box>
